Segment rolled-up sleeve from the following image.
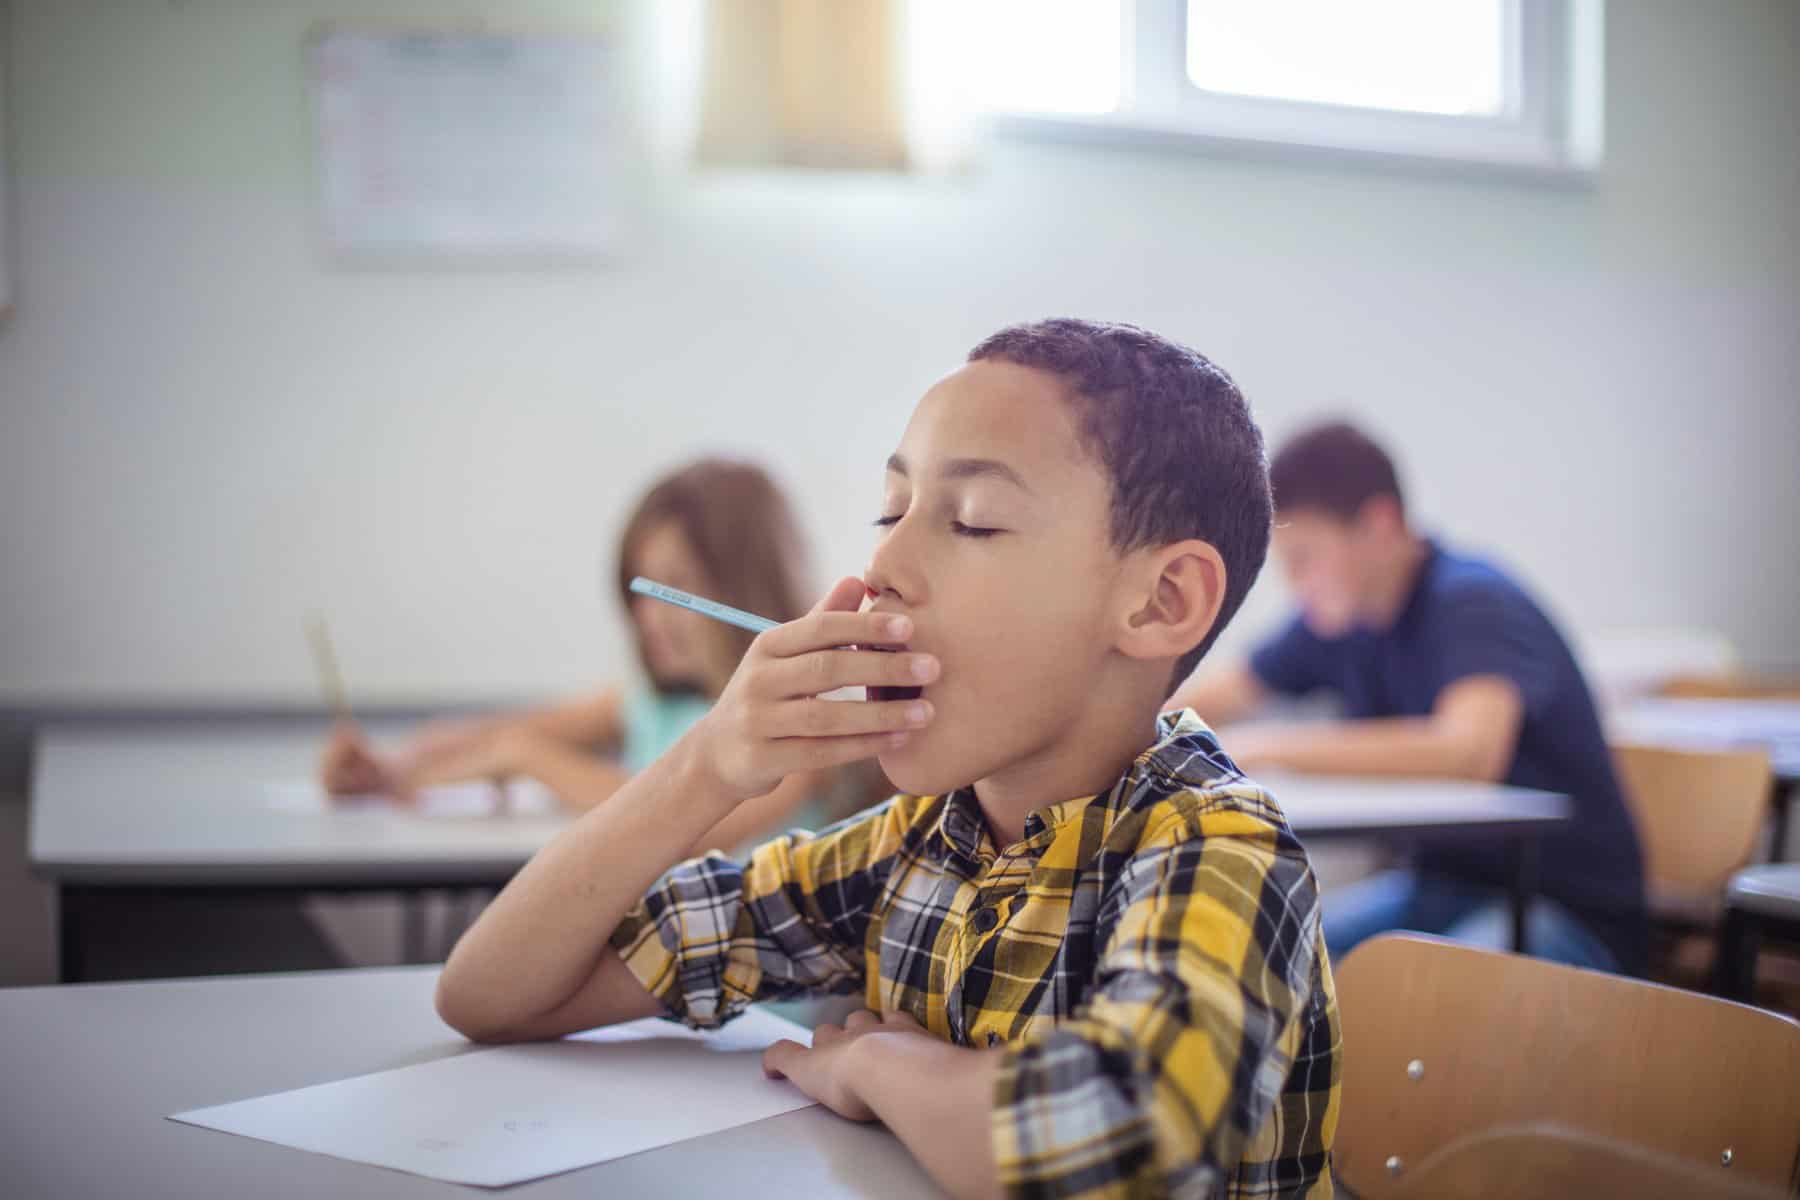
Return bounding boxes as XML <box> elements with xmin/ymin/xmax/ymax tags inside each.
<box><xmin>990</xmin><ymin>809</ymin><xmax>1331</xmax><ymax>1197</ymax></box>
<box><xmin>608</xmin><ymin>800</ymin><xmax>901</xmax><ymax>1029</ymax></box>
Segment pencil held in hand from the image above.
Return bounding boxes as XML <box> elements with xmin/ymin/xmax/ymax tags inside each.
<box><xmin>306</xmin><ymin>614</ymin><xmax>353</xmax><ymax>723</ymax></box>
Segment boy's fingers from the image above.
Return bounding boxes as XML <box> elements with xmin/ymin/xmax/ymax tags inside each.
<box><xmin>762</xmin><ymin>1039</ymin><xmax>804</xmax><ymax>1079</ymax></box>
<box><xmin>762</xmin><ymin>649</ymin><xmax>938</xmax><ymax>698</ymax></box>
<box><xmin>760</xmin><ymin>610</ymin><xmax>912</xmax><ymax>658</ymax></box>
<box><xmin>772</xmin><ymin>730</ymin><xmax>913</xmax><ymax>774</ymax></box>
<box><xmin>770</xmin><ymin>697</ymin><xmax>931</xmax><ymax>740</ymax></box>
<box><xmin>809</xmin><ymin>576</ymin><xmax>870</xmax><ymax>616</ymax></box>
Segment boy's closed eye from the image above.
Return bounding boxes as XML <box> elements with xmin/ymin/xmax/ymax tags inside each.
<box><xmin>872</xmin><ymin>513</ymin><xmax>1005</xmax><ymax>539</ymax></box>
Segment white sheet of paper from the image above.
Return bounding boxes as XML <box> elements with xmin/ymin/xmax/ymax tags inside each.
<box><xmin>265</xmin><ymin>777</ymin><xmax>560</xmax><ymax>818</ymax></box>
<box><xmin>169</xmin><ymin>1009</ymin><xmax>818</xmax><ymax>1187</ymax></box>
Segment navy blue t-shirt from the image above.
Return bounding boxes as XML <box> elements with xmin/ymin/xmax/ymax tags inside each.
<box><xmin>1250</xmin><ymin>539</ymin><xmax>1647</xmax><ymax>973</ymax></box>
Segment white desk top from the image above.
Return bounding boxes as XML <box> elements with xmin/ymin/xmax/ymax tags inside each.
<box><xmin>1613</xmin><ymin>698</ymin><xmax>1800</xmax><ymax>781</ymax></box>
<box><xmin>1267</xmin><ymin>772</ymin><xmax>1569</xmax><ymax>840</ymax></box>
<box><xmin>30</xmin><ymin>721</ymin><xmax>1570</xmax><ymax>887</ymax></box>
<box><xmin>0</xmin><ymin>967</ymin><xmax>939</xmax><ymax>1199</ymax></box>
<box><xmin>30</xmin><ymin>721</ymin><xmax>570</xmax><ymax>886</ymax></box>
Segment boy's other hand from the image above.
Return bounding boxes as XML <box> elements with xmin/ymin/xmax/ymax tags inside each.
<box><xmin>319</xmin><ymin>721</ymin><xmax>399</xmax><ymax>797</ymax></box>
<box><xmin>762</xmin><ymin>1009</ymin><xmax>933</xmax><ymax>1122</ymax></box>
<box><xmin>689</xmin><ymin>576</ymin><xmax>938</xmax><ymax>801</ymax></box>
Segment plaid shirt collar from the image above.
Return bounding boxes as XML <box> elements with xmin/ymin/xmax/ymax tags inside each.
<box><xmin>924</xmin><ymin>709</ymin><xmax>1237</xmax><ymax>868</ymax></box>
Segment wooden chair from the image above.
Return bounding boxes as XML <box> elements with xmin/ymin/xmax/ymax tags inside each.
<box><xmin>1333</xmin><ymin>933</ymin><xmax>1800</xmax><ymax>1198</ymax></box>
<box><xmin>1661</xmin><ymin>675</ymin><xmax>1800</xmax><ymax>702</ymax></box>
<box><xmin>1612</xmin><ymin>743</ymin><xmax>1771</xmax><ymax>936</ymax></box>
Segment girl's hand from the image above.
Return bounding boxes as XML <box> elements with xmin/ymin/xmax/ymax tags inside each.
<box><xmin>690</xmin><ymin>577</ymin><xmax>938</xmax><ymax>801</ymax></box>
<box><xmin>319</xmin><ymin>721</ymin><xmax>398</xmax><ymax>796</ymax></box>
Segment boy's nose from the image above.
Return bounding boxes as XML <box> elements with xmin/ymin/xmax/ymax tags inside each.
<box><xmin>864</xmin><ymin>537</ymin><xmax>923</xmax><ymax>608</ymax></box>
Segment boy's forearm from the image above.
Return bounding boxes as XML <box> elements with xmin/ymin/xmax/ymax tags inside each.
<box><xmin>848</xmin><ymin>1035</ymin><xmax>1003</xmax><ymax>1200</ymax></box>
<box><xmin>436</xmin><ymin>733</ymin><xmax>739</xmax><ymax>1038</ymax></box>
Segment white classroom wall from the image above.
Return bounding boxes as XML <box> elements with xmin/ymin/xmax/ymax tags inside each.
<box><xmin>1</xmin><ymin>0</ymin><xmax>1797</xmax><ymax>705</ymax></box>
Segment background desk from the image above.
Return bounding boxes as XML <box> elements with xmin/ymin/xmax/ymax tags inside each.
<box><xmin>31</xmin><ymin>722</ymin><xmax>1571</xmax><ymax>977</ymax></box>
<box><xmin>30</xmin><ymin>720</ymin><xmax>565</xmax><ymax>981</ymax></box>
<box><xmin>1270</xmin><ymin>772</ymin><xmax>1571</xmax><ymax>952</ymax></box>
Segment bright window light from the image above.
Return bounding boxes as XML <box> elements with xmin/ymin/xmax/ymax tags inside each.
<box><xmin>1186</xmin><ymin>0</ymin><xmax>1510</xmax><ymax>117</ymax></box>
<box><xmin>968</xmin><ymin>0</ymin><xmax>1121</xmax><ymax>114</ymax></box>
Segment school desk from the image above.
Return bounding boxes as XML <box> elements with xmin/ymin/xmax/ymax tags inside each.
<box><xmin>0</xmin><ymin>968</ymin><xmax>935</xmax><ymax>1199</ymax></box>
<box><xmin>31</xmin><ymin>721</ymin><xmax>1571</xmax><ymax>978</ymax></box>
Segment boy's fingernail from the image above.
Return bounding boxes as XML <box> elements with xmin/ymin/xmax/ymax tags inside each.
<box><xmin>885</xmin><ymin>616</ymin><xmax>912</xmax><ymax>639</ymax></box>
<box><xmin>906</xmin><ymin>702</ymin><xmax>931</xmax><ymax>725</ymax></box>
<box><xmin>910</xmin><ymin>656</ymin><xmax>937</xmax><ymax>681</ymax></box>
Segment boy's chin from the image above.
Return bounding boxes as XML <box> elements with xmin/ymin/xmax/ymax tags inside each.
<box><xmin>877</xmin><ymin>738</ymin><xmax>974</xmax><ymax>799</ymax></box>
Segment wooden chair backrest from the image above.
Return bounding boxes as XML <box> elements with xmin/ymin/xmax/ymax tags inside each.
<box><xmin>1661</xmin><ymin>675</ymin><xmax>1800</xmax><ymax>702</ymax></box>
<box><xmin>1612</xmin><ymin>743</ymin><xmax>1771</xmax><ymax>898</ymax></box>
<box><xmin>1333</xmin><ymin>933</ymin><xmax>1800</xmax><ymax>1198</ymax></box>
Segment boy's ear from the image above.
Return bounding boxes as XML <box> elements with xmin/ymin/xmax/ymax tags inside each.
<box><xmin>1116</xmin><ymin>539</ymin><xmax>1228</xmax><ymax>666</ymax></box>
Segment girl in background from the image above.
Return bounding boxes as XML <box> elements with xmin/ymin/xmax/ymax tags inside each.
<box><xmin>320</xmin><ymin>458</ymin><xmax>832</xmax><ymax>854</ymax></box>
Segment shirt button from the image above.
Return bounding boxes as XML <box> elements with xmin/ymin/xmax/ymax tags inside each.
<box><xmin>973</xmin><ymin>907</ymin><xmax>999</xmax><ymax>934</ymax></box>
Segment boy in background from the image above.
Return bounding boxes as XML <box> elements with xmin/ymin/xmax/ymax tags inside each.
<box><xmin>1172</xmin><ymin>421</ymin><xmax>1646</xmax><ymax>975</ymax></box>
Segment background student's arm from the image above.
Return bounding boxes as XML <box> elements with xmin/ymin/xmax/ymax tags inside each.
<box><xmin>318</xmin><ymin>688</ymin><xmax>625</xmax><ymax>798</ymax></box>
<box><xmin>1165</xmin><ymin>661</ymin><xmax>1269</xmax><ymax>726</ymax></box>
<box><xmin>1226</xmin><ymin>674</ymin><xmax>1524</xmax><ymax>780</ymax></box>
<box><xmin>396</xmin><ymin>723</ymin><xmax>633</xmax><ymax>811</ymax></box>
<box><xmin>434</xmin><ymin>578</ymin><xmax>928</xmax><ymax>1042</ymax></box>
<box><xmin>397</xmin><ymin>718</ymin><xmax>828</xmax><ymax>849</ymax></box>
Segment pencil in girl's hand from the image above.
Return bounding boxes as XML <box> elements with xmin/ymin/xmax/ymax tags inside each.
<box><xmin>305</xmin><ymin>614</ymin><xmax>353</xmax><ymax>723</ymax></box>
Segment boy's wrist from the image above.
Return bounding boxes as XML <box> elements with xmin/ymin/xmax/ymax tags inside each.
<box><xmin>661</xmin><ymin>726</ymin><xmax>759</xmax><ymax>823</ymax></box>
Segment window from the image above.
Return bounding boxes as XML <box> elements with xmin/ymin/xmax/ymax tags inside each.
<box><xmin>1186</xmin><ymin>0</ymin><xmax>1506</xmax><ymax>117</ymax></box>
<box><xmin>977</xmin><ymin>0</ymin><xmax>1603</xmax><ymax>179</ymax></box>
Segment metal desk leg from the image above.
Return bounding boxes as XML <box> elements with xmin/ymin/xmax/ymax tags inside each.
<box><xmin>400</xmin><ymin>893</ymin><xmax>428</xmax><ymax>965</ymax></box>
<box><xmin>1714</xmin><ymin>905</ymin><xmax>1758</xmax><ymax>1001</ymax></box>
<box><xmin>1509</xmin><ymin>837</ymin><xmax>1540</xmax><ymax>955</ymax></box>
<box><xmin>1769</xmin><ymin>779</ymin><xmax>1795</xmax><ymax>863</ymax></box>
<box><xmin>57</xmin><ymin>885</ymin><xmax>86</xmax><ymax>985</ymax></box>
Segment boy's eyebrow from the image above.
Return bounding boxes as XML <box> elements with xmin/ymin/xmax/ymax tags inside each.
<box><xmin>885</xmin><ymin>453</ymin><xmax>1033</xmax><ymax>493</ymax></box>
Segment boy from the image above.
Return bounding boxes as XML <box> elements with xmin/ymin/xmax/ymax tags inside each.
<box><xmin>437</xmin><ymin>321</ymin><xmax>1340</xmax><ymax>1198</ymax></box>
<box><xmin>1171</xmin><ymin>421</ymin><xmax>1646</xmax><ymax>976</ymax></box>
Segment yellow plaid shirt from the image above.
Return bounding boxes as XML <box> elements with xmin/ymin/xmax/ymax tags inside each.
<box><xmin>610</xmin><ymin>710</ymin><xmax>1340</xmax><ymax>1198</ymax></box>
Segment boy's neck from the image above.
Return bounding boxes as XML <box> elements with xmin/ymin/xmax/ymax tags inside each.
<box><xmin>971</xmin><ymin>677</ymin><xmax>1163</xmax><ymax>848</ymax></box>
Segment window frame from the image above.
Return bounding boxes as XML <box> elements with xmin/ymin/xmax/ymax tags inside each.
<box><xmin>991</xmin><ymin>0</ymin><xmax>1604</xmax><ymax>183</ymax></box>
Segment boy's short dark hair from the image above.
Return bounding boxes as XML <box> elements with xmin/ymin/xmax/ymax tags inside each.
<box><xmin>1267</xmin><ymin>421</ymin><xmax>1404</xmax><ymax>521</ymax></box>
<box><xmin>968</xmin><ymin>319</ymin><xmax>1271</xmax><ymax>686</ymax></box>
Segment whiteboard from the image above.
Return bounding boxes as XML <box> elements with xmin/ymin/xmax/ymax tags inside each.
<box><xmin>308</xmin><ymin>28</ymin><xmax>619</xmax><ymax>259</ymax></box>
